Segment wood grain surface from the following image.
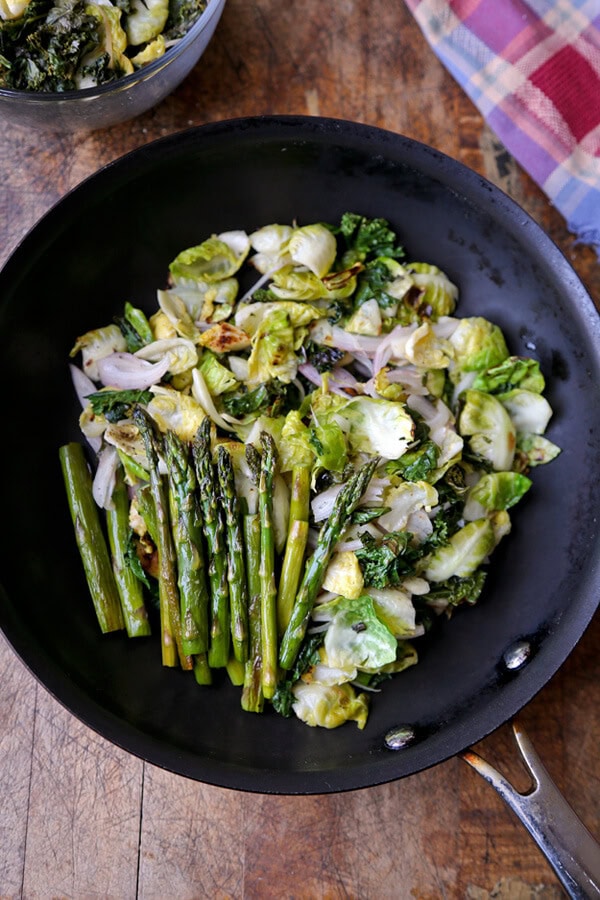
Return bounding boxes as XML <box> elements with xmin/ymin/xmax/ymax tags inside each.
<box><xmin>1</xmin><ymin>2</ymin><xmax>599</xmax><ymax>898</ymax></box>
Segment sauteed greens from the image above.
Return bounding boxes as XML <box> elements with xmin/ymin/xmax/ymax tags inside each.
<box><xmin>0</xmin><ymin>0</ymin><xmax>206</xmax><ymax>91</ymax></box>
<box><xmin>61</xmin><ymin>213</ymin><xmax>561</xmax><ymax>730</ymax></box>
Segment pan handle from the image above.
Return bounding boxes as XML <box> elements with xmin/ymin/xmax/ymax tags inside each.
<box><xmin>461</xmin><ymin>721</ymin><xmax>600</xmax><ymax>899</ymax></box>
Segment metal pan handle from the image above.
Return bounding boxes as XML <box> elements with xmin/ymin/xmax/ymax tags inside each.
<box><xmin>461</xmin><ymin>721</ymin><xmax>600</xmax><ymax>899</ymax></box>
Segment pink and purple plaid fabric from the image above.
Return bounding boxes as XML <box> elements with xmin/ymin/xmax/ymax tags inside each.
<box><xmin>404</xmin><ymin>0</ymin><xmax>600</xmax><ymax>255</ymax></box>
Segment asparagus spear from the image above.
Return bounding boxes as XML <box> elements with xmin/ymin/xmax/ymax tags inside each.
<box><xmin>133</xmin><ymin>406</ymin><xmax>191</xmax><ymax>670</ymax></box>
<box><xmin>164</xmin><ymin>430</ymin><xmax>210</xmax><ymax>657</ymax></box>
<box><xmin>106</xmin><ymin>464</ymin><xmax>151</xmax><ymax>637</ymax></box>
<box><xmin>217</xmin><ymin>445</ymin><xmax>249</xmax><ymax>664</ymax></box>
<box><xmin>193</xmin><ymin>653</ymin><xmax>212</xmax><ymax>685</ymax></box>
<box><xmin>258</xmin><ymin>433</ymin><xmax>279</xmax><ymax>700</ymax></box>
<box><xmin>279</xmin><ymin>457</ymin><xmax>379</xmax><ymax>670</ymax></box>
<box><xmin>241</xmin><ymin>511</ymin><xmax>263</xmax><ymax>712</ymax></box>
<box><xmin>192</xmin><ymin>418</ymin><xmax>230</xmax><ymax>669</ymax></box>
<box><xmin>276</xmin><ymin>465</ymin><xmax>310</xmax><ymax>636</ymax></box>
<box><xmin>59</xmin><ymin>442</ymin><xmax>124</xmax><ymax>634</ymax></box>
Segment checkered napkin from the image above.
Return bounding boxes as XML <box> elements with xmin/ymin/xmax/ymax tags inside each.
<box><xmin>404</xmin><ymin>0</ymin><xmax>600</xmax><ymax>256</ymax></box>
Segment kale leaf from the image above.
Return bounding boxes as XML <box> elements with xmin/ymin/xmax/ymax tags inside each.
<box><xmin>222</xmin><ymin>379</ymin><xmax>300</xmax><ymax>418</ymax></box>
<box><xmin>272</xmin><ymin>634</ymin><xmax>323</xmax><ymax>717</ymax></box>
<box><xmin>164</xmin><ymin>0</ymin><xmax>206</xmax><ymax>40</ymax></box>
<box><xmin>338</xmin><ymin>213</ymin><xmax>405</xmax><ymax>268</ymax></box>
<box><xmin>385</xmin><ymin>440</ymin><xmax>440</xmax><ymax>482</ymax></box>
<box><xmin>0</xmin><ymin>0</ymin><xmax>102</xmax><ymax>91</ymax></box>
<box><xmin>355</xmin><ymin>531</ymin><xmax>419</xmax><ymax>588</ymax></box>
<box><xmin>86</xmin><ymin>389</ymin><xmax>153</xmax><ymax>423</ymax></box>
<box><xmin>422</xmin><ymin>571</ymin><xmax>487</xmax><ymax>608</ymax></box>
<box><xmin>304</xmin><ymin>340</ymin><xmax>346</xmax><ymax>373</ymax></box>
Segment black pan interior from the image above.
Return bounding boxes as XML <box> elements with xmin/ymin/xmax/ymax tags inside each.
<box><xmin>1</xmin><ymin>116</ymin><xmax>599</xmax><ymax>793</ymax></box>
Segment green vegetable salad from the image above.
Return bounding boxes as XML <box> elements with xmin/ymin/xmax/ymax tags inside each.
<box><xmin>62</xmin><ymin>213</ymin><xmax>561</xmax><ymax>731</ymax></box>
<box><xmin>0</xmin><ymin>0</ymin><xmax>206</xmax><ymax>91</ymax></box>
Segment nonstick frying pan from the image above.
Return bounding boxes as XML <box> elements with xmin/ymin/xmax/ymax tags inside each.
<box><xmin>0</xmin><ymin>117</ymin><xmax>599</xmax><ymax>893</ymax></box>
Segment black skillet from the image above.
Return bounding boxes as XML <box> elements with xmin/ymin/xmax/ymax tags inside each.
<box><xmin>0</xmin><ymin>117</ymin><xmax>599</xmax><ymax>891</ymax></box>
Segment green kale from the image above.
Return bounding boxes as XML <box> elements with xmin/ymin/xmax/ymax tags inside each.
<box><xmin>222</xmin><ymin>379</ymin><xmax>300</xmax><ymax>418</ymax></box>
<box><xmin>355</xmin><ymin>531</ymin><xmax>419</xmax><ymax>588</ymax></box>
<box><xmin>424</xmin><ymin>468</ymin><xmax>469</xmax><ymax>549</ymax></box>
<box><xmin>114</xmin><ymin>315</ymin><xmax>147</xmax><ymax>353</ymax></box>
<box><xmin>0</xmin><ymin>0</ymin><xmax>102</xmax><ymax>91</ymax></box>
<box><xmin>353</xmin><ymin>259</ymin><xmax>398</xmax><ymax>309</ymax></box>
<box><xmin>304</xmin><ymin>340</ymin><xmax>346</xmax><ymax>373</ymax></box>
<box><xmin>86</xmin><ymin>389</ymin><xmax>153</xmax><ymax>423</ymax></box>
<box><xmin>350</xmin><ymin>506</ymin><xmax>391</xmax><ymax>525</ymax></box>
<box><xmin>272</xmin><ymin>634</ymin><xmax>323</xmax><ymax>717</ymax></box>
<box><xmin>385</xmin><ymin>440</ymin><xmax>440</xmax><ymax>482</ymax></box>
<box><xmin>164</xmin><ymin>0</ymin><xmax>207</xmax><ymax>40</ymax></box>
<box><xmin>423</xmin><ymin>571</ymin><xmax>487</xmax><ymax>607</ymax></box>
<box><xmin>338</xmin><ymin>213</ymin><xmax>405</xmax><ymax>268</ymax></box>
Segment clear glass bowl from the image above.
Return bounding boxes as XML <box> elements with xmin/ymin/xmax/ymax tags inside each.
<box><xmin>0</xmin><ymin>0</ymin><xmax>226</xmax><ymax>132</ymax></box>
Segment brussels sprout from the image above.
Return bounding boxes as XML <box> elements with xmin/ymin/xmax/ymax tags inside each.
<box><xmin>249</xmin><ymin>224</ymin><xmax>294</xmax><ymax>274</ymax></box>
<box><xmin>235</xmin><ymin>300</ymin><xmax>321</xmax><ymax>336</ymax></box>
<box><xmin>472</xmin><ymin>356</ymin><xmax>545</xmax><ymax>394</ymax></box>
<box><xmin>147</xmin><ymin>385</ymin><xmax>206</xmax><ymax>442</ymax></box>
<box><xmin>365</xmin><ymin>587</ymin><xmax>417</xmax><ymax>637</ymax></box>
<box><xmin>169</xmin><ymin>233</ymin><xmax>249</xmax><ymax>283</ymax></box>
<box><xmin>135</xmin><ymin>337</ymin><xmax>198</xmax><ymax>376</ymax></box>
<box><xmin>376</xmin><ymin>641</ymin><xmax>418</xmax><ymax>675</ymax></box>
<box><xmin>373</xmin><ymin>367</ymin><xmax>406</xmax><ymax>401</ymax></box>
<box><xmin>449</xmin><ymin>317</ymin><xmax>509</xmax><ymax>383</ymax></box>
<box><xmin>197</xmin><ymin>351</ymin><xmax>238</xmax><ymax>396</ymax></box>
<box><xmin>124</xmin><ymin>0</ymin><xmax>168</xmax><ymax>44</ymax></box>
<box><xmin>498</xmin><ymin>389</ymin><xmax>553</xmax><ymax>435</ymax></box>
<box><xmin>377</xmin><ymin>481</ymin><xmax>438</xmax><ymax>532</ymax></box>
<box><xmin>322</xmin><ymin>551</ymin><xmax>365</xmax><ymax>600</ymax></box>
<box><xmin>404</xmin><ymin>321</ymin><xmax>453</xmax><ymax>369</ymax></box>
<box><xmin>130</xmin><ymin>33</ymin><xmax>165</xmax><ymax>66</ymax></box>
<box><xmin>287</xmin><ymin>223</ymin><xmax>337</xmax><ymax>278</ymax></box>
<box><xmin>459</xmin><ymin>389</ymin><xmax>516</xmax><ymax>471</ymax></box>
<box><xmin>463</xmin><ymin>471</ymin><xmax>531</xmax><ymax>520</ymax></box>
<box><xmin>421</xmin><ymin>518</ymin><xmax>496</xmax><ymax>582</ymax></box>
<box><xmin>310</xmin><ymin>418</ymin><xmax>348</xmax><ymax>475</ymax></box>
<box><xmin>408</xmin><ymin>263</ymin><xmax>458</xmax><ymax>318</ymax></box>
<box><xmin>198</xmin><ymin>322</ymin><xmax>251</xmax><ymax>354</ymax></box>
<box><xmin>70</xmin><ymin>323</ymin><xmax>127</xmax><ymax>382</ymax></box>
<box><xmin>269</xmin><ymin>266</ymin><xmax>356</xmax><ymax>302</ymax></box>
<box><xmin>313</xmin><ymin>595</ymin><xmax>397</xmax><ymax>672</ymax></box>
<box><xmin>339</xmin><ymin>396</ymin><xmax>415</xmax><ymax>460</ymax></box>
<box><xmin>246</xmin><ymin>307</ymin><xmax>298</xmax><ymax>386</ymax></box>
<box><xmin>515</xmin><ymin>433</ymin><xmax>562</xmax><ymax>468</ymax></box>
<box><xmin>86</xmin><ymin>3</ymin><xmax>134</xmax><ymax>76</ymax></box>
<box><xmin>104</xmin><ymin>422</ymin><xmax>148</xmax><ymax>470</ymax></box>
<box><xmin>379</xmin><ymin>259</ymin><xmax>414</xmax><ymax>301</ymax></box>
<box><xmin>156</xmin><ymin>290</ymin><xmax>200</xmax><ymax>342</ymax></box>
<box><xmin>278</xmin><ymin>410</ymin><xmax>315</xmax><ymax>472</ymax></box>
<box><xmin>292</xmin><ymin>682</ymin><xmax>369</xmax><ymax>729</ymax></box>
<box><xmin>345</xmin><ymin>298</ymin><xmax>382</xmax><ymax>336</ymax></box>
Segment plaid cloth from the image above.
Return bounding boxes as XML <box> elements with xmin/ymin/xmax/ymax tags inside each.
<box><xmin>404</xmin><ymin>0</ymin><xmax>600</xmax><ymax>255</ymax></box>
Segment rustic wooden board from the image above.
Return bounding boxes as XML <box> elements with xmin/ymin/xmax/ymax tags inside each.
<box><xmin>1</xmin><ymin>1</ymin><xmax>598</xmax><ymax>897</ymax></box>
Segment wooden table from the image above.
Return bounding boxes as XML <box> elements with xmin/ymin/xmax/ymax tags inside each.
<box><xmin>1</xmin><ymin>2</ymin><xmax>599</xmax><ymax>897</ymax></box>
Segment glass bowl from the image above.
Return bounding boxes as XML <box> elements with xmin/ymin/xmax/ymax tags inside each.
<box><xmin>0</xmin><ymin>0</ymin><xmax>226</xmax><ymax>131</ymax></box>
